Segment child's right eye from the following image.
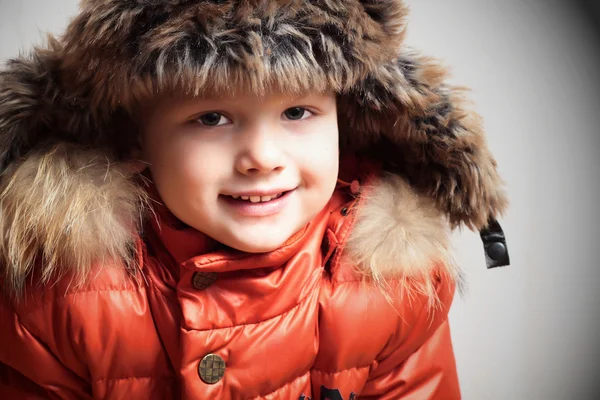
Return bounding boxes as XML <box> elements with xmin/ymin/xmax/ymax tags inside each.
<box><xmin>197</xmin><ymin>112</ymin><xmax>231</xmax><ymax>127</ymax></box>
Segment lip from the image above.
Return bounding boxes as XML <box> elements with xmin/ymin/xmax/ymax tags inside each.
<box><xmin>220</xmin><ymin>189</ymin><xmax>295</xmax><ymax>217</ymax></box>
<box><xmin>224</xmin><ymin>188</ymin><xmax>294</xmax><ymax>197</ymax></box>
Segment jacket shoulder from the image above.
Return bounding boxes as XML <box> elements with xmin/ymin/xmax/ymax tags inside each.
<box><xmin>314</xmin><ymin>266</ymin><xmax>457</xmax><ymax>397</ymax></box>
<box><xmin>319</xmin><ymin>167</ymin><xmax>457</xmax><ymax>373</ymax></box>
<box><xmin>4</xmin><ymin>257</ymin><xmax>141</xmax><ymax>315</ymax></box>
<box><xmin>0</xmin><ymin>257</ymin><xmax>170</xmax><ymax>389</ymax></box>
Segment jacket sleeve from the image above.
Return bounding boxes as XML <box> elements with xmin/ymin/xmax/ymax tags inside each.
<box><xmin>0</xmin><ymin>302</ymin><xmax>92</xmax><ymax>399</ymax></box>
<box><xmin>360</xmin><ymin>275</ymin><xmax>461</xmax><ymax>399</ymax></box>
<box><xmin>1</xmin><ymin>266</ymin><xmax>176</xmax><ymax>400</ymax></box>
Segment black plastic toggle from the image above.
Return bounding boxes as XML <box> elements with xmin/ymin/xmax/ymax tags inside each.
<box><xmin>480</xmin><ymin>219</ymin><xmax>510</xmax><ymax>268</ymax></box>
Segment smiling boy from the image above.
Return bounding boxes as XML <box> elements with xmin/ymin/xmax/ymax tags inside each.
<box><xmin>0</xmin><ymin>1</ymin><xmax>507</xmax><ymax>399</ymax></box>
<box><xmin>139</xmin><ymin>91</ymin><xmax>339</xmax><ymax>253</ymax></box>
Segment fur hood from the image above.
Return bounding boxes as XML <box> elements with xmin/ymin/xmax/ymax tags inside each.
<box><xmin>0</xmin><ymin>0</ymin><xmax>508</xmax><ymax>297</ymax></box>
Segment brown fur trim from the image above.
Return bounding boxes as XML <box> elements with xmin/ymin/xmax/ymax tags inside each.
<box><xmin>57</xmin><ymin>0</ymin><xmax>409</xmax><ymax>110</ymax></box>
<box><xmin>341</xmin><ymin>50</ymin><xmax>508</xmax><ymax>230</ymax></box>
<box><xmin>0</xmin><ymin>0</ymin><xmax>506</xmax><ymax>231</ymax></box>
<box><xmin>0</xmin><ymin>0</ymin><xmax>508</xmax><ymax>292</ymax></box>
<box><xmin>0</xmin><ymin>144</ymin><xmax>148</xmax><ymax>298</ymax></box>
<box><xmin>344</xmin><ymin>174</ymin><xmax>463</xmax><ymax>307</ymax></box>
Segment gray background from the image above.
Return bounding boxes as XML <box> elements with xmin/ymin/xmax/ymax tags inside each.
<box><xmin>1</xmin><ymin>1</ymin><xmax>599</xmax><ymax>399</ymax></box>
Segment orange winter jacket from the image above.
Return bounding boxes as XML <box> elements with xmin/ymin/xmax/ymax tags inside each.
<box><xmin>0</xmin><ymin>163</ymin><xmax>460</xmax><ymax>399</ymax></box>
<box><xmin>0</xmin><ymin>0</ymin><xmax>508</xmax><ymax>398</ymax></box>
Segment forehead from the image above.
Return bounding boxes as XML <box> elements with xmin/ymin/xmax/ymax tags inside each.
<box><xmin>129</xmin><ymin>55</ymin><xmax>339</xmax><ymax>110</ymax></box>
<box><xmin>143</xmin><ymin>86</ymin><xmax>335</xmax><ymax>111</ymax></box>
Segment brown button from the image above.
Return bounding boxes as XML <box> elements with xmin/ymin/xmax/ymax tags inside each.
<box><xmin>192</xmin><ymin>272</ymin><xmax>218</xmax><ymax>290</ymax></box>
<box><xmin>198</xmin><ymin>354</ymin><xmax>226</xmax><ymax>384</ymax></box>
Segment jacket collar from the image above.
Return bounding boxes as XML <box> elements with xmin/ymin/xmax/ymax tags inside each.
<box><xmin>148</xmin><ymin>185</ymin><xmax>329</xmax><ymax>274</ymax></box>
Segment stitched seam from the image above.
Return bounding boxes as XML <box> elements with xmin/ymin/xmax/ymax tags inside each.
<box><xmin>143</xmin><ymin>267</ymin><xmax>179</xmax><ymax>306</ymax></box>
<box><xmin>332</xmin><ymin>277</ymin><xmax>404</xmax><ymax>285</ymax></box>
<box><xmin>377</xmin><ymin>293</ymin><xmax>431</xmax><ymax>362</ymax></box>
<box><xmin>183</xmin><ymin>291</ymin><xmax>303</xmax><ymax>333</ymax></box>
<box><xmin>148</xmin><ymin>279</ymin><xmax>178</xmax><ymax>305</ymax></box>
<box><xmin>249</xmin><ymin>370</ymin><xmax>310</xmax><ymax>399</ymax></box>
<box><xmin>332</xmin><ymin>272</ymin><xmax>444</xmax><ymax>285</ymax></box>
<box><xmin>139</xmin><ymin>235</ymin><xmax>182</xmax><ymax>307</ymax></box>
<box><xmin>11</xmin><ymin>312</ymin><xmax>91</xmax><ymax>383</ymax></box>
<box><xmin>311</xmin><ymin>364</ymin><xmax>371</xmax><ymax>374</ymax></box>
<box><xmin>249</xmin><ymin>365</ymin><xmax>370</xmax><ymax>398</ymax></box>
<box><xmin>59</xmin><ymin>288</ymin><xmax>137</xmax><ymax>295</ymax></box>
<box><xmin>20</xmin><ymin>288</ymin><xmax>143</xmax><ymax>317</ymax></box>
<box><xmin>182</xmin><ymin>279</ymin><xmax>318</xmax><ymax>333</ymax></box>
<box><xmin>94</xmin><ymin>375</ymin><xmax>174</xmax><ymax>383</ymax></box>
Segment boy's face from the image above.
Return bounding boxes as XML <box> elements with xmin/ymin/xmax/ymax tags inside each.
<box><xmin>139</xmin><ymin>90</ymin><xmax>339</xmax><ymax>253</ymax></box>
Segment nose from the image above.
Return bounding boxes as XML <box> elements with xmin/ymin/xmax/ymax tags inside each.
<box><xmin>235</xmin><ymin>123</ymin><xmax>285</xmax><ymax>176</ymax></box>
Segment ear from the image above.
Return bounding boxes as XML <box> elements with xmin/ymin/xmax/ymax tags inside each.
<box><xmin>125</xmin><ymin>159</ymin><xmax>149</xmax><ymax>174</ymax></box>
<box><xmin>126</xmin><ymin>143</ymin><xmax>149</xmax><ymax>174</ymax></box>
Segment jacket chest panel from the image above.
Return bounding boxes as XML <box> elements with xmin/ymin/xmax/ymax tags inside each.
<box><xmin>177</xmin><ymin>247</ymin><xmax>324</xmax><ymax>331</ymax></box>
<box><xmin>178</xmin><ymin>281</ymin><xmax>322</xmax><ymax>398</ymax></box>
<box><xmin>144</xmin><ymin>242</ymin><xmax>326</xmax><ymax>398</ymax></box>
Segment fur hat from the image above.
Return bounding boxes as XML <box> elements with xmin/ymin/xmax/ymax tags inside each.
<box><xmin>0</xmin><ymin>0</ymin><xmax>509</xmax><ymax>295</ymax></box>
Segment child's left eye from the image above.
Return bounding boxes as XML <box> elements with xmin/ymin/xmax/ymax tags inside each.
<box><xmin>197</xmin><ymin>112</ymin><xmax>231</xmax><ymax>127</ymax></box>
<box><xmin>283</xmin><ymin>107</ymin><xmax>312</xmax><ymax>121</ymax></box>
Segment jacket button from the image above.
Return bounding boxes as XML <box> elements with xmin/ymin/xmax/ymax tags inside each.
<box><xmin>192</xmin><ymin>272</ymin><xmax>218</xmax><ymax>290</ymax></box>
<box><xmin>198</xmin><ymin>354</ymin><xmax>226</xmax><ymax>384</ymax></box>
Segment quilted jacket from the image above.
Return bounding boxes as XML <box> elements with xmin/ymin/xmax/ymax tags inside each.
<box><xmin>0</xmin><ymin>0</ymin><xmax>507</xmax><ymax>398</ymax></box>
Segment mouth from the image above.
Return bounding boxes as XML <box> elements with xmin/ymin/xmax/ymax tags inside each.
<box><xmin>227</xmin><ymin>192</ymin><xmax>288</xmax><ymax>203</ymax></box>
<box><xmin>222</xmin><ymin>190</ymin><xmax>292</xmax><ymax>203</ymax></box>
<box><xmin>219</xmin><ymin>189</ymin><xmax>295</xmax><ymax>217</ymax></box>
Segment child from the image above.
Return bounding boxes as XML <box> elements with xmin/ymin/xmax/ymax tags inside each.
<box><xmin>0</xmin><ymin>1</ymin><xmax>508</xmax><ymax>399</ymax></box>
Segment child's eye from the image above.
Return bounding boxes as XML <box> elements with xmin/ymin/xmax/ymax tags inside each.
<box><xmin>197</xmin><ymin>112</ymin><xmax>230</xmax><ymax>127</ymax></box>
<box><xmin>283</xmin><ymin>107</ymin><xmax>312</xmax><ymax>121</ymax></box>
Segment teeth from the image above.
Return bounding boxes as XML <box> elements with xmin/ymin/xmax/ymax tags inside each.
<box><xmin>230</xmin><ymin>193</ymin><xmax>283</xmax><ymax>202</ymax></box>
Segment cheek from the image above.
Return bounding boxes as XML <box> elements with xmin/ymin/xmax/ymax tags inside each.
<box><xmin>292</xmin><ymin>121</ymin><xmax>339</xmax><ymax>185</ymax></box>
<box><xmin>144</xmin><ymin>132</ymin><xmax>223</xmax><ymax>193</ymax></box>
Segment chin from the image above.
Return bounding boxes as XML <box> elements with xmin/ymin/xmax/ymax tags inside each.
<box><xmin>226</xmin><ymin>235</ymin><xmax>290</xmax><ymax>254</ymax></box>
<box><xmin>219</xmin><ymin>222</ymin><xmax>305</xmax><ymax>253</ymax></box>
